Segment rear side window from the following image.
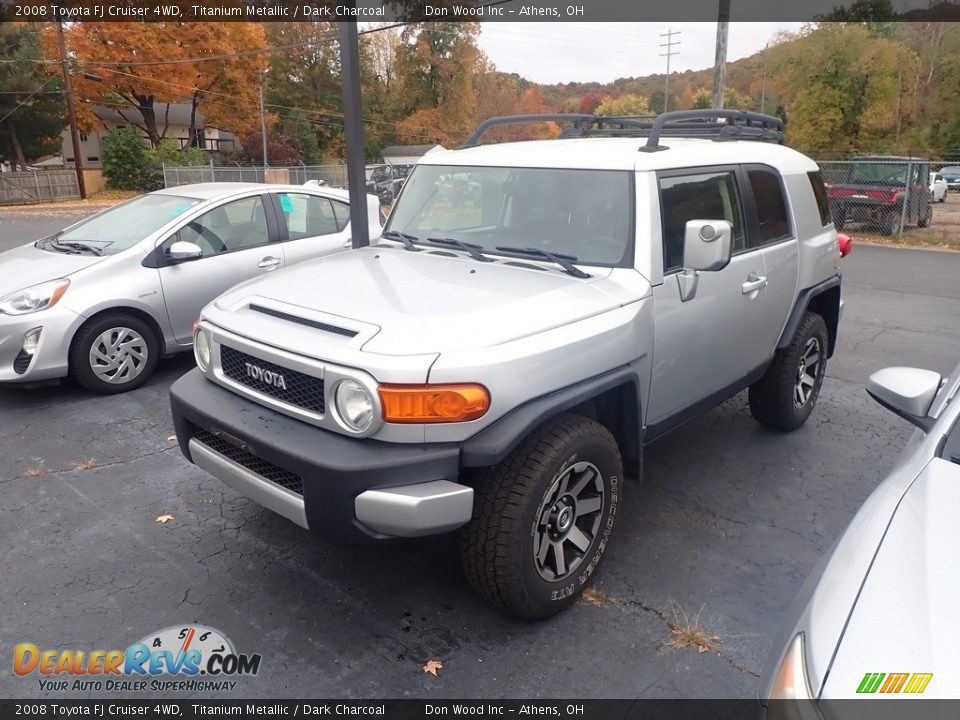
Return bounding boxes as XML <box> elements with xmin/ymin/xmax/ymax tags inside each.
<box><xmin>808</xmin><ymin>171</ymin><xmax>832</xmax><ymax>227</ymax></box>
<box><xmin>748</xmin><ymin>169</ymin><xmax>791</xmax><ymax>245</ymax></box>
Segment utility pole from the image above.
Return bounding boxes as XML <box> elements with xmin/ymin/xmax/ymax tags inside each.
<box><xmin>659</xmin><ymin>29</ymin><xmax>681</xmax><ymax>114</ymax></box>
<box><xmin>56</xmin><ymin>19</ymin><xmax>86</xmax><ymax>199</ymax></box>
<box><xmin>338</xmin><ymin>20</ymin><xmax>370</xmax><ymax>249</ymax></box>
<box><xmin>712</xmin><ymin>0</ymin><xmax>730</xmax><ymax>110</ymax></box>
<box><xmin>259</xmin><ymin>70</ymin><xmax>268</xmax><ymax>169</ymax></box>
<box><xmin>759</xmin><ymin>44</ymin><xmax>768</xmax><ymax>114</ymax></box>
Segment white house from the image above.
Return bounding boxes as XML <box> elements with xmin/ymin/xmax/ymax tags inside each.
<box><xmin>59</xmin><ymin>103</ymin><xmax>239</xmax><ymax>168</ymax></box>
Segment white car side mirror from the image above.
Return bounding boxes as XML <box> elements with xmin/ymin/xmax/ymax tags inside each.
<box><xmin>168</xmin><ymin>240</ymin><xmax>203</xmax><ymax>262</ymax></box>
<box><xmin>866</xmin><ymin>366</ymin><xmax>942</xmax><ymax>431</ymax></box>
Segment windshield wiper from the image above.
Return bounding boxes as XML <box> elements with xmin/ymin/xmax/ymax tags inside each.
<box><xmin>36</xmin><ymin>234</ymin><xmax>103</xmax><ymax>256</ymax></box>
<box><xmin>381</xmin><ymin>230</ymin><xmax>420</xmax><ymax>252</ymax></box>
<box><xmin>56</xmin><ymin>241</ymin><xmax>103</xmax><ymax>256</ymax></box>
<box><xmin>427</xmin><ymin>237</ymin><xmax>492</xmax><ymax>262</ymax></box>
<box><xmin>495</xmin><ymin>246</ymin><xmax>590</xmax><ymax>279</ymax></box>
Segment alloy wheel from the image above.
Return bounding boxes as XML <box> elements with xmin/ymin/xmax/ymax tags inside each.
<box><xmin>794</xmin><ymin>337</ymin><xmax>821</xmax><ymax>408</ymax></box>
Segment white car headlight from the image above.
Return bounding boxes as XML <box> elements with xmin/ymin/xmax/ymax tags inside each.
<box><xmin>334</xmin><ymin>379</ymin><xmax>375</xmax><ymax>433</ymax></box>
<box><xmin>193</xmin><ymin>325</ymin><xmax>211</xmax><ymax>372</ymax></box>
<box><xmin>767</xmin><ymin>633</ymin><xmax>824</xmax><ymax>720</ymax></box>
<box><xmin>0</xmin><ymin>279</ymin><xmax>70</xmax><ymax>315</ymax></box>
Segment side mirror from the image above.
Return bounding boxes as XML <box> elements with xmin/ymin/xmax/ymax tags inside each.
<box><xmin>168</xmin><ymin>240</ymin><xmax>203</xmax><ymax>262</ymax></box>
<box><xmin>866</xmin><ymin>366</ymin><xmax>942</xmax><ymax>431</ymax></box>
<box><xmin>675</xmin><ymin>220</ymin><xmax>733</xmax><ymax>302</ymax></box>
<box><xmin>684</xmin><ymin>219</ymin><xmax>732</xmax><ymax>272</ymax></box>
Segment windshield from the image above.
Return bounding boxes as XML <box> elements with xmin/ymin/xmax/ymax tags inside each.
<box><xmin>848</xmin><ymin>163</ymin><xmax>909</xmax><ymax>186</ymax></box>
<box><xmin>384</xmin><ymin>165</ymin><xmax>633</xmax><ymax>266</ymax></box>
<box><xmin>940</xmin><ymin>166</ymin><xmax>960</xmax><ymax>175</ymax></box>
<box><xmin>54</xmin><ymin>193</ymin><xmax>202</xmax><ymax>254</ymax></box>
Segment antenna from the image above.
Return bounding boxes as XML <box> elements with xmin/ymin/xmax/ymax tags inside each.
<box><xmin>659</xmin><ymin>29</ymin><xmax>681</xmax><ymax>114</ymax></box>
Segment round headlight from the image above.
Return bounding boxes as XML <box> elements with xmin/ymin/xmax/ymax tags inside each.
<box><xmin>335</xmin><ymin>380</ymin><xmax>375</xmax><ymax>433</ymax></box>
<box><xmin>194</xmin><ymin>327</ymin><xmax>211</xmax><ymax>372</ymax></box>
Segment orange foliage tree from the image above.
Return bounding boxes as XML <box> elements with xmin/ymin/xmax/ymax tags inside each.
<box><xmin>43</xmin><ymin>22</ymin><xmax>267</xmax><ymax>147</ymax></box>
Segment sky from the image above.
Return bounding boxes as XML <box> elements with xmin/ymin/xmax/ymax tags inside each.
<box><xmin>476</xmin><ymin>22</ymin><xmax>807</xmax><ymax>85</ymax></box>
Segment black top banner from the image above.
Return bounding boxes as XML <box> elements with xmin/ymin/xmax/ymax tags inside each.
<box><xmin>3</xmin><ymin>0</ymin><xmax>960</xmax><ymax>22</ymax></box>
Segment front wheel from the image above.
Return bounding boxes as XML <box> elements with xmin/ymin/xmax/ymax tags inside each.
<box><xmin>749</xmin><ymin>312</ymin><xmax>829</xmax><ymax>432</ymax></box>
<box><xmin>461</xmin><ymin>413</ymin><xmax>623</xmax><ymax>620</ymax></box>
<box><xmin>69</xmin><ymin>313</ymin><xmax>160</xmax><ymax>394</ymax></box>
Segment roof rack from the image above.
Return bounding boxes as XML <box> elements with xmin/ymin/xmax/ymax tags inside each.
<box><xmin>459</xmin><ymin>110</ymin><xmax>785</xmax><ymax>151</ymax></box>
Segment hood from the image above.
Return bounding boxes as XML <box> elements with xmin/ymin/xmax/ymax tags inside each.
<box><xmin>212</xmin><ymin>245</ymin><xmax>632</xmax><ymax>356</ymax></box>
<box><xmin>821</xmin><ymin>456</ymin><xmax>960</xmax><ymax>700</ymax></box>
<box><xmin>0</xmin><ymin>242</ymin><xmax>107</xmax><ymax>297</ymax></box>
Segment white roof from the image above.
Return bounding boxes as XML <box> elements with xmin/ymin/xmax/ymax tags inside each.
<box><xmin>420</xmin><ymin>137</ymin><xmax>819</xmax><ymax>174</ymax></box>
<box><xmin>154</xmin><ymin>182</ymin><xmax>351</xmax><ymax>201</ymax></box>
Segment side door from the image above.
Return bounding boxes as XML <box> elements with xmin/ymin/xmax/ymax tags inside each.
<box><xmin>270</xmin><ymin>191</ymin><xmax>352</xmax><ymax>266</ymax></box>
<box><xmin>157</xmin><ymin>193</ymin><xmax>284</xmax><ymax>344</ymax></box>
<box><xmin>647</xmin><ymin>167</ymin><xmax>769</xmax><ymax>424</ymax></box>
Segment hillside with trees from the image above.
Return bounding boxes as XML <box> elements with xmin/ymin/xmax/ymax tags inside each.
<box><xmin>3</xmin><ymin>18</ymin><xmax>960</xmax><ymax>172</ymax></box>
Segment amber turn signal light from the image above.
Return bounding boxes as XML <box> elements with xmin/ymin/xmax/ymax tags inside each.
<box><xmin>379</xmin><ymin>384</ymin><xmax>490</xmax><ymax>423</ymax></box>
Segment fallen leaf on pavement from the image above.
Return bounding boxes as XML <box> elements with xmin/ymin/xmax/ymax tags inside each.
<box><xmin>422</xmin><ymin>660</ymin><xmax>443</xmax><ymax>676</ymax></box>
<box><xmin>167</xmin><ymin>435</ymin><xmax>177</xmax><ymax>442</ymax></box>
<box><xmin>156</xmin><ymin>514</ymin><xmax>175</xmax><ymax>524</ymax></box>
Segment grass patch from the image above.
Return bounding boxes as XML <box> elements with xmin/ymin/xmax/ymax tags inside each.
<box><xmin>662</xmin><ymin>601</ymin><xmax>722</xmax><ymax>654</ymax></box>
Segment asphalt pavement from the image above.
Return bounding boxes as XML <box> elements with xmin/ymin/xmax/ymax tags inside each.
<box><xmin>1</xmin><ymin>209</ymin><xmax>959</xmax><ymax>700</ymax></box>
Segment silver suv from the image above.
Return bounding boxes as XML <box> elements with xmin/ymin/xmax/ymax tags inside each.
<box><xmin>170</xmin><ymin>111</ymin><xmax>847</xmax><ymax>619</ymax></box>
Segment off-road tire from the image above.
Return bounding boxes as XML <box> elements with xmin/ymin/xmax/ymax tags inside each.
<box><xmin>69</xmin><ymin>313</ymin><xmax>160</xmax><ymax>394</ymax></box>
<box><xmin>461</xmin><ymin>413</ymin><xmax>622</xmax><ymax>620</ymax></box>
<box><xmin>880</xmin><ymin>209</ymin><xmax>902</xmax><ymax>236</ymax></box>
<box><xmin>749</xmin><ymin>312</ymin><xmax>829</xmax><ymax>432</ymax></box>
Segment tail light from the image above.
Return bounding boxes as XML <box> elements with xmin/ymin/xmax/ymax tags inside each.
<box><xmin>838</xmin><ymin>233</ymin><xmax>853</xmax><ymax>258</ymax></box>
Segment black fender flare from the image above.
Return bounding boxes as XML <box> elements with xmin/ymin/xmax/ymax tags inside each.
<box><xmin>777</xmin><ymin>275</ymin><xmax>842</xmax><ymax>357</ymax></box>
<box><xmin>460</xmin><ymin>364</ymin><xmax>644</xmax><ymax>469</ymax></box>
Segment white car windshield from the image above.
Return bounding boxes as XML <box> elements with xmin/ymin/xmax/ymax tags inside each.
<box><xmin>385</xmin><ymin>165</ymin><xmax>633</xmax><ymax>266</ymax></box>
<box><xmin>52</xmin><ymin>193</ymin><xmax>202</xmax><ymax>255</ymax></box>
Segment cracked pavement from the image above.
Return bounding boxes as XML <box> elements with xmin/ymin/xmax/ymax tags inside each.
<box><xmin>1</xmin><ymin>213</ymin><xmax>959</xmax><ymax>699</ymax></box>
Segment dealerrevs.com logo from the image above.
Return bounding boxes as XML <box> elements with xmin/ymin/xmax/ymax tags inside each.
<box><xmin>14</xmin><ymin>625</ymin><xmax>261</xmax><ymax>693</ymax></box>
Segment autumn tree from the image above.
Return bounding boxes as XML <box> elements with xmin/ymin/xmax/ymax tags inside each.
<box><xmin>0</xmin><ymin>24</ymin><xmax>64</xmax><ymax>169</ymax></box>
<box><xmin>594</xmin><ymin>94</ymin><xmax>651</xmax><ymax>117</ymax></box>
<box><xmin>689</xmin><ymin>86</ymin><xmax>754</xmax><ymax>110</ymax></box>
<box><xmin>392</xmin><ymin>22</ymin><xmax>481</xmax><ymax>145</ymax></box>
<box><xmin>43</xmin><ymin>22</ymin><xmax>266</xmax><ymax>147</ymax></box>
<box><xmin>264</xmin><ymin>21</ymin><xmax>342</xmax><ymax>158</ymax></box>
<box><xmin>769</xmin><ymin>24</ymin><xmax>913</xmax><ymax>153</ymax></box>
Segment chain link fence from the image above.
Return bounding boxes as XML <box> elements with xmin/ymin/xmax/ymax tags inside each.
<box><xmin>816</xmin><ymin>158</ymin><xmax>958</xmax><ymax>236</ymax></box>
<box><xmin>162</xmin><ymin>162</ymin><xmax>413</xmax><ymax>203</ymax></box>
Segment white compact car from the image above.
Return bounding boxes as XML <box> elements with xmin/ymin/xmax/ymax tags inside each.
<box><xmin>0</xmin><ymin>182</ymin><xmax>382</xmax><ymax>393</ymax></box>
<box><xmin>929</xmin><ymin>172</ymin><xmax>948</xmax><ymax>202</ymax></box>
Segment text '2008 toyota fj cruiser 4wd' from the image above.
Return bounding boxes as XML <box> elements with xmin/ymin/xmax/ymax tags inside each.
<box><xmin>170</xmin><ymin>111</ymin><xmax>847</xmax><ymax>619</ymax></box>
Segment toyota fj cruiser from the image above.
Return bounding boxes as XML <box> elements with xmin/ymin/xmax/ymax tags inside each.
<box><xmin>170</xmin><ymin>111</ymin><xmax>846</xmax><ymax>619</ymax></box>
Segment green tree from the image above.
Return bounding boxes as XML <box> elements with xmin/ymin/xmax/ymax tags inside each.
<box><xmin>594</xmin><ymin>94</ymin><xmax>652</xmax><ymax>116</ymax></box>
<box><xmin>101</xmin><ymin>126</ymin><xmax>151</xmax><ymax>190</ymax></box>
<box><xmin>0</xmin><ymin>25</ymin><xmax>65</xmax><ymax>170</ymax></box>
<box><xmin>769</xmin><ymin>24</ymin><xmax>912</xmax><ymax>153</ymax></box>
<box><xmin>690</xmin><ymin>87</ymin><xmax>753</xmax><ymax>110</ymax></box>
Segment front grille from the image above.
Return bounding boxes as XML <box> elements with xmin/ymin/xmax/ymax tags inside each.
<box><xmin>220</xmin><ymin>345</ymin><xmax>325</xmax><ymax>414</ymax></box>
<box><xmin>193</xmin><ymin>428</ymin><xmax>303</xmax><ymax>496</ymax></box>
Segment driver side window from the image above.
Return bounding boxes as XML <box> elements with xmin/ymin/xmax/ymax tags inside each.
<box><xmin>660</xmin><ymin>170</ymin><xmax>746</xmax><ymax>273</ymax></box>
<box><xmin>165</xmin><ymin>196</ymin><xmax>269</xmax><ymax>258</ymax></box>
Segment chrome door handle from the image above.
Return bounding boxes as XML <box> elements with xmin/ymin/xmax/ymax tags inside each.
<box><xmin>257</xmin><ymin>256</ymin><xmax>282</xmax><ymax>270</ymax></box>
<box><xmin>741</xmin><ymin>273</ymin><xmax>768</xmax><ymax>294</ymax></box>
